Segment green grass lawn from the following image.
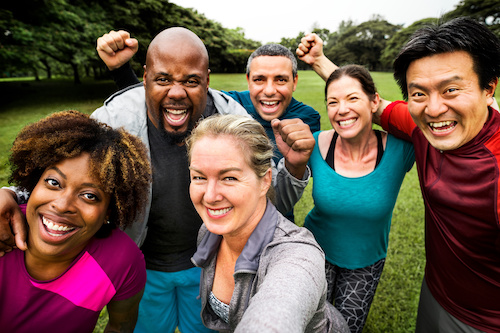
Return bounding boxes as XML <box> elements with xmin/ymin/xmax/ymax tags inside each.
<box><xmin>0</xmin><ymin>71</ymin><xmax>486</xmax><ymax>332</ymax></box>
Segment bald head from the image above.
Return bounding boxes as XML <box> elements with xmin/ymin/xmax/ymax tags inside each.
<box><xmin>146</xmin><ymin>27</ymin><xmax>209</xmax><ymax>69</ymax></box>
<box><xmin>142</xmin><ymin>27</ymin><xmax>210</xmax><ymax>140</ymax></box>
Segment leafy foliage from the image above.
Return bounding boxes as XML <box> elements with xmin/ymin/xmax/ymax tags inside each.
<box><xmin>444</xmin><ymin>0</ymin><xmax>500</xmax><ymax>36</ymax></box>
<box><xmin>324</xmin><ymin>16</ymin><xmax>402</xmax><ymax>71</ymax></box>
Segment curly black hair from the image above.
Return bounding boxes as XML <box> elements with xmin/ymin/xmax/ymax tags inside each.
<box><xmin>9</xmin><ymin>110</ymin><xmax>151</xmax><ymax>236</ymax></box>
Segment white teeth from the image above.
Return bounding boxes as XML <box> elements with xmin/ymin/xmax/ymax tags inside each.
<box><xmin>339</xmin><ymin>119</ymin><xmax>356</xmax><ymax>126</ymax></box>
<box><xmin>208</xmin><ymin>207</ymin><xmax>232</xmax><ymax>216</ymax></box>
<box><xmin>429</xmin><ymin>121</ymin><xmax>454</xmax><ymax>133</ymax></box>
<box><xmin>166</xmin><ymin>109</ymin><xmax>187</xmax><ymax>114</ymax></box>
<box><xmin>262</xmin><ymin>101</ymin><xmax>278</xmax><ymax>106</ymax></box>
<box><xmin>42</xmin><ymin>216</ymin><xmax>75</xmax><ymax>235</ymax></box>
<box><xmin>430</xmin><ymin>121</ymin><xmax>452</xmax><ymax>128</ymax></box>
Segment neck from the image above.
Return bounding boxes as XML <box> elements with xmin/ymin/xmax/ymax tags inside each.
<box><xmin>25</xmin><ymin>250</ymin><xmax>75</xmax><ymax>281</ymax></box>
<box><xmin>337</xmin><ymin>128</ymin><xmax>377</xmax><ymax>161</ymax></box>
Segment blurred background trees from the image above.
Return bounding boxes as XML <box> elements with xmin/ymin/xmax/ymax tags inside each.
<box><xmin>1</xmin><ymin>0</ymin><xmax>497</xmax><ymax>83</ymax></box>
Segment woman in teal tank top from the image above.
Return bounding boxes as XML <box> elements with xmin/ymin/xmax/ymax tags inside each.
<box><xmin>305</xmin><ymin>65</ymin><xmax>415</xmax><ymax>333</ymax></box>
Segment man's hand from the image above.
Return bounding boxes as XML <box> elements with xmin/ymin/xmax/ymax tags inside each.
<box><xmin>96</xmin><ymin>30</ymin><xmax>139</xmax><ymax>71</ymax></box>
<box><xmin>272</xmin><ymin>119</ymin><xmax>315</xmax><ymax>179</ymax></box>
<box><xmin>296</xmin><ymin>33</ymin><xmax>338</xmax><ymax>81</ymax></box>
<box><xmin>0</xmin><ymin>189</ymin><xmax>27</xmax><ymax>256</ymax></box>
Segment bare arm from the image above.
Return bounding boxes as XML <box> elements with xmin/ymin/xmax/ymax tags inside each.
<box><xmin>297</xmin><ymin>33</ymin><xmax>393</xmax><ymax>124</ymax></box>
<box><xmin>104</xmin><ymin>288</ymin><xmax>144</xmax><ymax>333</ymax></box>
<box><xmin>296</xmin><ymin>33</ymin><xmax>338</xmax><ymax>81</ymax></box>
<box><xmin>0</xmin><ymin>188</ymin><xmax>28</xmax><ymax>255</ymax></box>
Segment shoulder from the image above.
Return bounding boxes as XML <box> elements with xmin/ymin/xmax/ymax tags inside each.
<box><xmin>286</xmin><ymin>98</ymin><xmax>321</xmax><ymax>129</ymax></box>
<box><xmin>271</xmin><ymin>215</ymin><xmax>324</xmax><ymax>256</ymax></box>
<box><xmin>89</xmin><ymin>229</ymin><xmax>145</xmax><ymax>267</ymax></box>
<box><xmin>103</xmin><ymin>83</ymin><xmax>145</xmax><ymax>107</ymax></box>
<box><xmin>209</xmin><ymin>89</ymin><xmax>249</xmax><ymax>117</ymax></box>
<box><xmin>92</xmin><ymin>83</ymin><xmax>148</xmax><ymax>134</ymax></box>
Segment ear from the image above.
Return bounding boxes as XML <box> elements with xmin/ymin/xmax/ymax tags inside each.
<box><xmin>371</xmin><ymin>92</ymin><xmax>381</xmax><ymax>114</ymax></box>
<box><xmin>292</xmin><ymin>74</ymin><xmax>298</xmax><ymax>92</ymax></box>
<box><xmin>143</xmin><ymin>65</ymin><xmax>147</xmax><ymax>87</ymax></box>
<box><xmin>207</xmin><ymin>69</ymin><xmax>211</xmax><ymax>91</ymax></box>
<box><xmin>260</xmin><ymin>168</ymin><xmax>273</xmax><ymax>197</ymax></box>
<box><xmin>486</xmin><ymin>77</ymin><xmax>498</xmax><ymax>107</ymax></box>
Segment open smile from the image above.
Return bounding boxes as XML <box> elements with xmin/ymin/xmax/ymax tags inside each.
<box><xmin>429</xmin><ymin>120</ymin><xmax>457</xmax><ymax>134</ymax></box>
<box><xmin>41</xmin><ymin>215</ymin><xmax>78</xmax><ymax>240</ymax></box>
<box><xmin>338</xmin><ymin>118</ymin><xmax>357</xmax><ymax>127</ymax></box>
<box><xmin>207</xmin><ymin>207</ymin><xmax>233</xmax><ymax>218</ymax></box>
<box><xmin>163</xmin><ymin>107</ymin><xmax>189</xmax><ymax>126</ymax></box>
<box><xmin>260</xmin><ymin>101</ymin><xmax>280</xmax><ymax>114</ymax></box>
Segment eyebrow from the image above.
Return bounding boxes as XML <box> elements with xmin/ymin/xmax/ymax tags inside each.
<box><xmin>156</xmin><ymin>72</ymin><xmax>202</xmax><ymax>80</ymax></box>
<box><xmin>46</xmin><ymin>166</ymin><xmax>105</xmax><ymax>192</ymax></box>
<box><xmin>190</xmin><ymin>166</ymin><xmax>243</xmax><ymax>175</ymax></box>
<box><xmin>408</xmin><ymin>75</ymin><xmax>463</xmax><ymax>91</ymax></box>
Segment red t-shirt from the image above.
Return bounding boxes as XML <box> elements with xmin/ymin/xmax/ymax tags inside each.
<box><xmin>381</xmin><ymin>101</ymin><xmax>500</xmax><ymax>332</ymax></box>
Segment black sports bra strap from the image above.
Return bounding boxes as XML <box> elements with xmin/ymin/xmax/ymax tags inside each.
<box><xmin>325</xmin><ymin>131</ymin><xmax>384</xmax><ymax>171</ymax></box>
<box><xmin>326</xmin><ymin>132</ymin><xmax>338</xmax><ymax>170</ymax></box>
<box><xmin>375</xmin><ymin>130</ymin><xmax>384</xmax><ymax>167</ymax></box>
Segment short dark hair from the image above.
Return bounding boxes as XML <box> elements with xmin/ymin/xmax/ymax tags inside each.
<box><xmin>246</xmin><ymin>44</ymin><xmax>298</xmax><ymax>77</ymax></box>
<box><xmin>325</xmin><ymin>64</ymin><xmax>377</xmax><ymax>101</ymax></box>
<box><xmin>394</xmin><ymin>17</ymin><xmax>500</xmax><ymax>100</ymax></box>
<box><xmin>9</xmin><ymin>111</ymin><xmax>151</xmax><ymax>233</ymax></box>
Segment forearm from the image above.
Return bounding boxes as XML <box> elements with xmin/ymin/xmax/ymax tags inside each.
<box><xmin>110</xmin><ymin>62</ymin><xmax>140</xmax><ymax>90</ymax></box>
<box><xmin>272</xmin><ymin>158</ymin><xmax>309</xmax><ymax>215</ymax></box>
<box><xmin>312</xmin><ymin>55</ymin><xmax>339</xmax><ymax>82</ymax></box>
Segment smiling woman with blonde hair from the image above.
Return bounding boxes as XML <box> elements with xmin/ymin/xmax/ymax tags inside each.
<box><xmin>187</xmin><ymin>114</ymin><xmax>348</xmax><ymax>332</ymax></box>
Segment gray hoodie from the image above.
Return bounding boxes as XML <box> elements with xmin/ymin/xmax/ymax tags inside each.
<box><xmin>192</xmin><ymin>202</ymin><xmax>349</xmax><ymax>333</ymax></box>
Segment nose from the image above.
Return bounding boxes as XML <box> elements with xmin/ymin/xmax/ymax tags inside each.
<box><xmin>51</xmin><ymin>192</ymin><xmax>76</xmax><ymax>214</ymax></box>
<box><xmin>425</xmin><ymin>93</ymin><xmax>448</xmax><ymax>118</ymax></box>
<box><xmin>167</xmin><ymin>83</ymin><xmax>188</xmax><ymax>100</ymax></box>
<box><xmin>338</xmin><ymin>100</ymin><xmax>349</xmax><ymax>115</ymax></box>
<box><xmin>263</xmin><ymin>80</ymin><xmax>276</xmax><ymax>96</ymax></box>
<box><xmin>203</xmin><ymin>180</ymin><xmax>223</xmax><ymax>204</ymax></box>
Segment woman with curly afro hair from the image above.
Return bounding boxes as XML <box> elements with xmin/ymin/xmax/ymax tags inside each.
<box><xmin>0</xmin><ymin>110</ymin><xmax>151</xmax><ymax>333</ymax></box>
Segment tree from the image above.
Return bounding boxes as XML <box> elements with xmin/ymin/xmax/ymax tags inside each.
<box><xmin>380</xmin><ymin>18</ymin><xmax>438</xmax><ymax>69</ymax></box>
<box><xmin>325</xmin><ymin>16</ymin><xmax>401</xmax><ymax>71</ymax></box>
<box><xmin>444</xmin><ymin>0</ymin><xmax>500</xmax><ymax>36</ymax></box>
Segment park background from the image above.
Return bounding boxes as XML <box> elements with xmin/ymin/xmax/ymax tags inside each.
<box><xmin>1</xmin><ymin>1</ymin><xmax>499</xmax><ymax>332</ymax></box>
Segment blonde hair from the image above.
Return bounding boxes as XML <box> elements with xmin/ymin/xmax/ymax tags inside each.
<box><xmin>186</xmin><ymin>114</ymin><xmax>275</xmax><ymax>199</ymax></box>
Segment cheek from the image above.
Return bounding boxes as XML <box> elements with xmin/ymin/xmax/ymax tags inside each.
<box><xmin>189</xmin><ymin>185</ymin><xmax>203</xmax><ymax>205</ymax></box>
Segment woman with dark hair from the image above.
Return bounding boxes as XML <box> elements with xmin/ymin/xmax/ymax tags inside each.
<box><xmin>0</xmin><ymin>110</ymin><xmax>151</xmax><ymax>333</ymax></box>
<box><xmin>303</xmin><ymin>65</ymin><xmax>415</xmax><ymax>333</ymax></box>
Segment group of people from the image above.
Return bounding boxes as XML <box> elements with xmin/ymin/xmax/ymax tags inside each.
<box><xmin>0</xmin><ymin>15</ymin><xmax>498</xmax><ymax>333</ymax></box>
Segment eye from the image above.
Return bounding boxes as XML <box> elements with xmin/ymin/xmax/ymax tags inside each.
<box><xmin>156</xmin><ymin>77</ymin><xmax>170</xmax><ymax>85</ymax></box>
<box><xmin>191</xmin><ymin>175</ymin><xmax>206</xmax><ymax>181</ymax></box>
<box><xmin>223</xmin><ymin>176</ymin><xmax>237</xmax><ymax>181</ymax></box>
<box><xmin>445</xmin><ymin>88</ymin><xmax>458</xmax><ymax>94</ymax></box>
<box><xmin>328</xmin><ymin>100</ymin><xmax>338</xmax><ymax>106</ymax></box>
<box><xmin>82</xmin><ymin>192</ymin><xmax>99</xmax><ymax>202</ymax></box>
<box><xmin>45</xmin><ymin>178</ymin><xmax>60</xmax><ymax>188</ymax></box>
<box><xmin>185</xmin><ymin>79</ymin><xmax>200</xmax><ymax>87</ymax></box>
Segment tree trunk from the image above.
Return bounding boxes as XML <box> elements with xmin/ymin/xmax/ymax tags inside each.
<box><xmin>71</xmin><ymin>62</ymin><xmax>81</xmax><ymax>84</ymax></box>
<box><xmin>40</xmin><ymin>59</ymin><xmax>52</xmax><ymax>79</ymax></box>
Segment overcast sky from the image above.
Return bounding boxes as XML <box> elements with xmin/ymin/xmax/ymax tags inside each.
<box><xmin>169</xmin><ymin>0</ymin><xmax>461</xmax><ymax>44</ymax></box>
